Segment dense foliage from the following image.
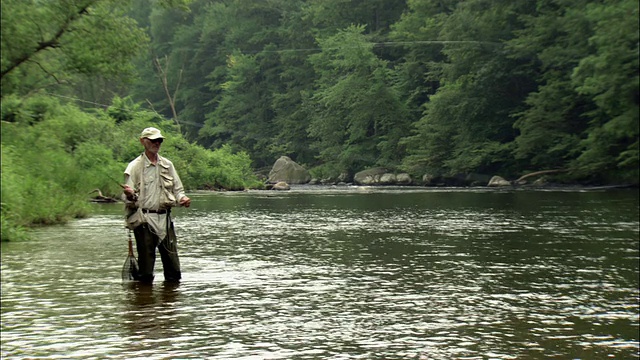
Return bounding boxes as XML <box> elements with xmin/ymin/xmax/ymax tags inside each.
<box><xmin>1</xmin><ymin>0</ymin><xmax>263</xmax><ymax>240</ymax></box>
<box><xmin>0</xmin><ymin>95</ymin><xmax>261</xmax><ymax>240</ymax></box>
<box><xmin>128</xmin><ymin>0</ymin><xmax>637</xmax><ymax>184</ymax></box>
<box><xmin>1</xmin><ymin>0</ymin><xmax>638</xmax><ymax>239</ymax></box>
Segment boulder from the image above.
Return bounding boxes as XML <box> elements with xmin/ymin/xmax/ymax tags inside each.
<box><xmin>353</xmin><ymin>169</ymin><xmax>413</xmax><ymax>186</ymax></box>
<box><xmin>268</xmin><ymin>156</ymin><xmax>311</xmax><ymax>184</ymax></box>
<box><xmin>396</xmin><ymin>173</ymin><xmax>413</xmax><ymax>185</ymax></box>
<box><xmin>354</xmin><ymin>168</ymin><xmax>387</xmax><ymax>185</ymax></box>
<box><xmin>272</xmin><ymin>181</ymin><xmax>291</xmax><ymax>190</ymax></box>
<box><xmin>422</xmin><ymin>173</ymin><xmax>439</xmax><ymax>186</ymax></box>
<box><xmin>337</xmin><ymin>172</ymin><xmax>351</xmax><ymax>183</ymax></box>
<box><xmin>532</xmin><ymin>177</ymin><xmax>548</xmax><ymax>186</ymax></box>
<box><xmin>379</xmin><ymin>173</ymin><xmax>397</xmax><ymax>185</ymax></box>
<box><xmin>488</xmin><ymin>175</ymin><xmax>511</xmax><ymax>187</ymax></box>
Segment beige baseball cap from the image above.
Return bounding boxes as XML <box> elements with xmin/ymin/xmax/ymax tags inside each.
<box><xmin>140</xmin><ymin>127</ymin><xmax>165</xmax><ymax>140</ymax></box>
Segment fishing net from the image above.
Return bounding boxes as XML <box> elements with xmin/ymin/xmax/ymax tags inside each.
<box><xmin>122</xmin><ymin>231</ymin><xmax>140</xmax><ymax>281</ymax></box>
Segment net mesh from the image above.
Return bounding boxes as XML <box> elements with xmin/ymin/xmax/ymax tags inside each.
<box><xmin>122</xmin><ymin>231</ymin><xmax>140</xmax><ymax>281</ymax></box>
<box><xmin>122</xmin><ymin>256</ymin><xmax>140</xmax><ymax>281</ymax></box>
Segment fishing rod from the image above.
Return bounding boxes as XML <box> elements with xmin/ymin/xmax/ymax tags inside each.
<box><xmin>105</xmin><ymin>173</ymin><xmax>126</xmax><ymax>189</ymax></box>
<box><xmin>89</xmin><ymin>172</ymin><xmax>126</xmax><ymax>202</ymax></box>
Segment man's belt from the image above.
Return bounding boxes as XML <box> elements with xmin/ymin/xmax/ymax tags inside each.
<box><xmin>141</xmin><ymin>208</ymin><xmax>169</xmax><ymax>214</ymax></box>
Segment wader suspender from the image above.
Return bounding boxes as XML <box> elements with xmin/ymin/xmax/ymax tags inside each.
<box><xmin>157</xmin><ymin>159</ymin><xmax>175</xmax><ymax>246</ymax></box>
<box><xmin>137</xmin><ymin>154</ymin><xmax>146</xmax><ymax>211</ymax></box>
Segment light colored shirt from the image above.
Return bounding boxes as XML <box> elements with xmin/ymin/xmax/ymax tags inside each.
<box><xmin>124</xmin><ymin>153</ymin><xmax>186</xmax><ymax>239</ymax></box>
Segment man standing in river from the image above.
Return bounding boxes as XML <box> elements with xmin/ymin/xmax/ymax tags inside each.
<box><xmin>122</xmin><ymin>127</ymin><xmax>191</xmax><ymax>283</ymax></box>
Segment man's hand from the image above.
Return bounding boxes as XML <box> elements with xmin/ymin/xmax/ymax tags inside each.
<box><xmin>123</xmin><ymin>185</ymin><xmax>136</xmax><ymax>200</ymax></box>
<box><xmin>179</xmin><ymin>196</ymin><xmax>191</xmax><ymax>208</ymax></box>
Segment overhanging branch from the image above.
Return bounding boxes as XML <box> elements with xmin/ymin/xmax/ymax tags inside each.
<box><xmin>0</xmin><ymin>1</ymin><xmax>96</xmax><ymax>80</ymax></box>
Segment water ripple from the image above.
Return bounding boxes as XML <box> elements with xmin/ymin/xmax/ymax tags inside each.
<box><xmin>2</xmin><ymin>190</ymin><xmax>638</xmax><ymax>359</ymax></box>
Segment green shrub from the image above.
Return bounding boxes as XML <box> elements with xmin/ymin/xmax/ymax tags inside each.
<box><xmin>1</xmin><ymin>95</ymin><xmax>263</xmax><ymax>241</ymax></box>
<box><xmin>309</xmin><ymin>163</ymin><xmax>343</xmax><ymax>181</ymax></box>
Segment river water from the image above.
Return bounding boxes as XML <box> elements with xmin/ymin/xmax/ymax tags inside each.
<box><xmin>1</xmin><ymin>187</ymin><xmax>638</xmax><ymax>359</ymax></box>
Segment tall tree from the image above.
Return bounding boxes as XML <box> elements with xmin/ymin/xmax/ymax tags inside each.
<box><xmin>507</xmin><ymin>0</ymin><xmax>596</xmax><ymax>171</ymax></box>
<box><xmin>570</xmin><ymin>0</ymin><xmax>639</xmax><ymax>182</ymax></box>
<box><xmin>402</xmin><ymin>0</ymin><xmax>536</xmax><ymax>176</ymax></box>
<box><xmin>389</xmin><ymin>0</ymin><xmax>458</xmax><ymax>118</ymax></box>
<box><xmin>507</xmin><ymin>0</ymin><xmax>638</xmax><ymax>183</ymax></box>
<box><xmin>129</xmin><ymin>3</ymin><xmax>196</xmax><ymax>135</ymax></box>
<box><xmin>303</xmin><ymin>0</ymin><xmax>406</xmax><ymax>37</ymax></box>
<box><xmin>306</xmin><ymin>25</ymin><xmax>410</xmax><ymax>174</ymax></box>
<box><xmin>193</xmin><ymin>0</ymin><xmax>289</xmax><ymax>167</ymax></box>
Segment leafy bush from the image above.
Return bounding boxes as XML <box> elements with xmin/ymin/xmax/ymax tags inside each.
<box><xmin>309</xmin><ymin>163</ymin><xmax>343</xmax><ymax>182</ymax></box>
<box><xmin>1</xmin><ymin>95</ymin><xmax>262</xmax><ymax>241</ymax></box>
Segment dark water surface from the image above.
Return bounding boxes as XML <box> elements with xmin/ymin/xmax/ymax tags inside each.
<box><xmin>2</xmin><ymin>187</ymin><xmax>638</xmax><ymax>359</ymax></box>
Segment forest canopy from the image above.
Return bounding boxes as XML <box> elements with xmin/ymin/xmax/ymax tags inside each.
<box><xmin>1</xmin><ymin>0</ymin><xmax>638</xmax><ymax>239</ymax></box>
<box><xmin>137</xmin><ymin>0</ymin><xmax>637</xmax><ymax>184</ymax></box>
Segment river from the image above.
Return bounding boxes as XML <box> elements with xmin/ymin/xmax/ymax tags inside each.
<box><xmin>1</xmin><ymin>186</ymin><xmax>638</xmax><ymax>359</ymax></box>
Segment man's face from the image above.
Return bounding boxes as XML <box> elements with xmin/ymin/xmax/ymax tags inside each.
<box><xmin>141</xmin><ymin>137</ymin><xmax>163</xmax><ymax>154</ymax></box>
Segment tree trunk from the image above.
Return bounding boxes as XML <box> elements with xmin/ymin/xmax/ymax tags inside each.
<box><xmin>153</xmin><ymin>56</ymin><xmax>183</xmax><ymax>134</ymax></box>
<box><xmin>516</xmin><ymin>169</ymin><xmax>568</xmax><ymax>183</ymax></box>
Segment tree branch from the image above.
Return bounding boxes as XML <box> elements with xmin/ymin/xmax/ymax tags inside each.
<box><xmin>32</xmin><ymin>60</ymin><xmax>62</xmax><ymax>84</ymax></box>
<box><xmin>153</xmin><ymin>55</ymin><xmax>182</xmax><ymax>133</ymax></box>
<box><xmin>516</xmin><ymin>169</ymin><xmax>568</xmax><ymax>183</ymax></box>
<box><xmin>0</xmin><ymin>1</ymin><xmax>97</xmax><ymax>80</ymax></box>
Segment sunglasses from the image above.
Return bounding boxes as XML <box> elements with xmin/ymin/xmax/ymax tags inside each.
<box><xmin>148</xmin><ymin>138</ymin><xmax>164</xmax><ymax>144</ymax></box>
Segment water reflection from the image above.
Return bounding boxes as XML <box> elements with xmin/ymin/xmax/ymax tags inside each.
<box><xmin>121</xmin><ymin>282</ymin><xmax>183</xmax><ymax>355</ymax></box>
